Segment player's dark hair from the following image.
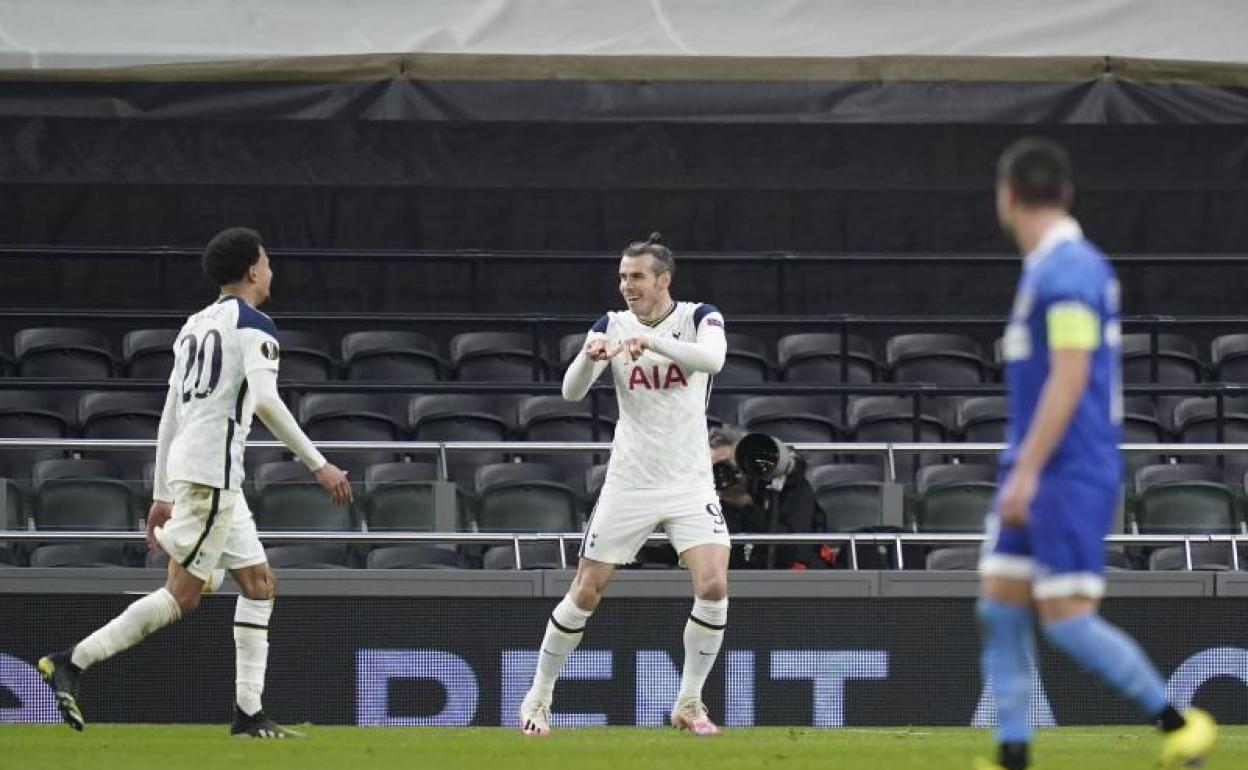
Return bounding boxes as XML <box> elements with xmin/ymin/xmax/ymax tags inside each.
<box><xmin>997</xmin><ymin>137</ymin><xmax>1073</xmax><ymax>207</ymax></box>
<box><xmin>622</xmin><ymin>231</ymin><xmax>675</xmax><ymax>275</ymax></box>
<box><xmin>202</xmin><ymin>227</ymin><xmax>264</xmax><ymax>286</ymax></box>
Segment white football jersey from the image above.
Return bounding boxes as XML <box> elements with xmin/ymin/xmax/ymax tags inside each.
<box><xmin>165</xmin><ymin>296</ymin><xmax>281</xmax><ymax>490</ymax></box>
<box><xmin>595</xmin><ymin>301</ymin><xmax>724</xmax><ymax>492</ymax></box>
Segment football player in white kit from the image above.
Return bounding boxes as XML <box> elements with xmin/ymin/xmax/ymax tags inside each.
<box><xmin>38</xmin><ymin>227</ymin><xmax>351</xmax><ymax>737</ymax></box>
<box><xmin>520</xmin><ymin>233</ymin><xmax>730</xmax><ymax>736</ymax></box>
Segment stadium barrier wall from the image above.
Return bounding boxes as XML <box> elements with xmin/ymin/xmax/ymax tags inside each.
<box><xmin>3</xmin><ymin>592</ymin><xmax>1246</xmax><ymax>727</ymax></box>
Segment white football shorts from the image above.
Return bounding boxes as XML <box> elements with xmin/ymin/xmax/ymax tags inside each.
<box><xmin>581</xmin><ymin>484</ymin><xmax>730</xmax><ymax>565</ymax></box>
<box><xmin>154</xmin><ymin>481</ymin><xmax>266</xmax><ymax>581</ymax></box>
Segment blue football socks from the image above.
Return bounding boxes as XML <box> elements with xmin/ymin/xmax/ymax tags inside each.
<box><xmin>978</xmin><ymin>598</ymin><xmax>1036</xmax><ymax>746</ymax></box>
<box><xmin>1042</xmin><ymin>611</ymin><xmax>1169</xmax><ymax>716</ymax></box>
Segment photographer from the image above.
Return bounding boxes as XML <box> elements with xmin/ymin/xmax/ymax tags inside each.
<box><xmin>710</xmin><ymin>426</ymin><xmax>827</xmax><ymax>569</ymax></box>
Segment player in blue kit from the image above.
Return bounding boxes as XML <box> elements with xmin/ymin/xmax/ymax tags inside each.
<box><xmin>975</xmin><ymin>138</ymin><xmax>1216</xmax><ymax>770</ymax></box>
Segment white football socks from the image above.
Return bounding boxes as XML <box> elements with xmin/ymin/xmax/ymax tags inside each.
<box><xmin>234</xmin><ymin>597</ymin><xmax>273</xmax><ymax>716</ymax></box>
<box><xmin>71</xmin><ymin>587</ymin><xmax>182</xmax><ymax>670</ymax></box>
<box><xmin>527</xmin><ymin>594</ymin><xmax>594</xmax><ymax>704</ymax></box>
<box><xmin>678</xmin><ymin>597</ymin><xmax>728</xmax><ymax>702</ymax></box>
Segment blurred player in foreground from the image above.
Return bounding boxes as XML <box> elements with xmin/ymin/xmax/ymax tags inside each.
<box><xmin>976</xmin><ymin>138</ymin><xmax>1215</xmax><ymax>770</ymax></box>
<box><xmin>519</xmin><ymin>233</ymin><xmax>730</xmax><ymax>737</ymax></box>
<box><xmin>39</xmin><ymin>227</ymin><xmax>351</xmax><ymax>738</ymax></box>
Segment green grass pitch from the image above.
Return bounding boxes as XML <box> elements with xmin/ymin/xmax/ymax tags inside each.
<box><xmin>4</xmin><ymin>725</ymin><xmax>1245</xmax><ymax>769</ymax></box>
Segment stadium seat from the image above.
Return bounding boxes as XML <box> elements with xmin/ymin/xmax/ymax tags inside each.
<box><xmin>1121</xmin><ymin>396</ymin><xmax>1167</xmax><ymax>475</ymax></box>
<box><xmin>122</xmin><ymin>329</ymin><xmax>179</xmax><ymax>379</ymax></box>
<box><xmin>848</xmin><ymin>396</ymin><xmax>947</xmax><ymax>472</ymax></box>
<box><xmin>706</xmin><ymin>394</ymin><xmax>748</xmax><ymax>429</ymax></box>
<box><xmin>32</xmin><ymin>458</ymin><xmax>134</xmax><ymax>530</ymax></box>
<box><xmin>584</xmin><ymin>464</ymin><xmax>609</xmax><ymax>504</ymax></box>
<box><xmin>739</xmin><ymin>395</ymin><xmax>839</xmax><ymax>466</ymax></box>
<box><xmin>254</xmin><ymin>461</ymin><xmax>355</xmax><ymax>530</ymax></box>
<box><xmin>1147</xmin><ymin>542</ymin><xmax>1240</xmax><ymax>571</ymax></box>
<box><xmin>0</xmin><ymin>390</ymin><xmax>73</xmax><ymax>476</ymax></box>
<box><xmin>913</xmin><ymin>464</ymin><xmax>996</xmax><ymax>532</ymax></box>
<box><xmin>243</xmin><ymin>421</ymin><xmax>289</xmax><ymax>478</ymax></box>
<box><xmin>78</xmin><ymin>391</ymin><xmax>164</xmax><ymax>480</ymax></box>
<box><xmin>482</xmin><ymin>542</ymin><xmax>567</xmax><ymax>570</ymax></box>
<box><xmin>720</xmin><ymin>333</ymin><xmax>771</xmax><ymax>384</ymax></box>
<box><xmin>1105</xmin><ymin>549</ymin><xmax>1135</xmax><ymax>571</ymax></box>
<box><xmin>78</xmin><ymin>391</ymin><xmax>164</xmax><ymax>434</ymax></box>
<box><xmin>925</xmin><ymin>546</ymin><xmax>980</xmax><ymax>570</ymax></box>
<box><xmin>517</xmin><ymin>395</ymin><xmax>614</xmax><ymax>469</ymax></box>
<box><xmin>3</xmin><ymin>477</ymin><xmax>26</xmax><ymax>534</ymax></box>
<box><xmin>363</xmin><ymin>462</ymin><xmax>462</xmax><ymax>531</ymax></box>
<box><xmin>954</xmin><ymin>396</ymin><xmax>1007</xmax><ymax>466</ymax></box>
<box><xmin>264</xmin><ymin>544</ymin><xmax>353</xmax><ymax>569</ymax></box>
<box><xmin>450</xmin><ymin>331</ymin><xmax>547</xmax><ymax>381</ymax></box>
<box><xmin>1121</xmin><ymin>333</ymin><xmax>1203</xmax><ymax>384</ymax></box>
<box><xmin>850</xmin><ymin>397</ymin><xmax>946</xmax><ymax>441</ymax></box>
<box><xmin>275</xmin><ymin>330</ymin><xmax>336</xmax><ymax>381</ymax></box>
<box><xmin>366</xmin><ymin>545</ymin><xmax>467</xmax><ymax>569</ymax></box>
<box><xmin>1211</xmin><ymin>333</ymin><xmax>1248</xmax><ymax>382</ymax></box>
<box><xmin>342</xmin><ymin>330</ymin><xmax>443</xmax><ymax>382</ymax></box>
<box><xmin>886</xmin><ymin>334</ymin><xmax>986</xmax><ymax>384</ymax></box>
<box><xmin>298</xmin><ymin>393</ymin><xmax>403</xmax><ymax>467</ymax></box>
<box><xmin>991</xmin><ymin>337</ymin><xmax>1006</xmax><ymax>375</ymax></box>
<box><xmin>888</xmin><ymin>334</ymin><xmax>986</xmax><ymax>426</ymax></box>
<box><xmin>955</xmin><ymin>397</ymin><xmax>1007</xmax><ymax>442</ymax></box>
<box><xmin>1121</xmin><ymin>333</ymin><xmax>1202</xmax><ymax>431</ymax></box>
<box><xmin>1133</xmin><ymin>464</ymin><xmax>1236</xmax><ymax>533</ymax></box>
<box><xmin>15</xmin><ymin>327</ymin><xmax>113</xmax><ymax>379</ymax></box>
<box><xmin>473</xmin><ymin>463</ymin><xmax>579</xmax><ymax>532</ymax></box>
<box><xmin>738</xmin><ymin>396</ymin><xmax>839</xmax><ymax>442</ymax></box>
<box><xmin>29</xmin><ymin>543</ymin><xmax>127</xmax><ymax>567</ymax></box>
<box><xmin>808</xmin><ymin>464</ymin><xmax>885</xmax><ymax>531</ymax></box>
<box><xmin>557</xmin><ymin>333</ymin><xmax>586</xmax><ymax>372</ymax></box>
<box><xmin>777</xmin><ymin>333</ymin><xmax>876</xmax><ymax>383</ymax></box>
<box><xmin>408</xmin><ymin>395</ymin><xmax>511</xmax><ymax>482</ymax></box>
<box><xmin>1172</xmin><ymin>396</ymin><xmax>1248</xmax><ymax>481</ymax></box>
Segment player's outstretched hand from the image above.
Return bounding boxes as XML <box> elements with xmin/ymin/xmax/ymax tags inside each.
<box><xmin>998</xmin><ymin>467</ymin><xmax>1037</xmax><ymax>528</ymax></box>
<box><xmin>145</xmin><ymin>500</ymin><xmax>173</xmax><ymax>552</ymax></box>
<box><xmin>315</xmin><ymin>463</ymin><xmax>353</xmax><ymax>505</ymax></box>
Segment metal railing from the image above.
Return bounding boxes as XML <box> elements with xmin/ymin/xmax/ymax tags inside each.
<box><xmin>1</xmin><ymin>438</ymin><xmax>1246</xmax><ymax>569</ymax></box>
<box><xmin>0</xmin><ymin>436</ymin><xmax>1241</xmax><ymax>482</ymax></box>
<box><xmin>0</xmin><ymin>530</ymin><xmax>1240</xmax><ymax>572</ymax></box>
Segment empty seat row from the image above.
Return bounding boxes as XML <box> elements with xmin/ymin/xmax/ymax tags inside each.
<box><xmin>0</xmin><ymin>459</ymin><xmax>602</xmax><ymax>533</ymax></box>
<box><xmin>7</xmin><ymin>327</ymin><xmax>1243</xmax><ymax>385</ymax></box>
<box><xmin>3</xmin><ymin>328</ymin><xmax>542</xmax><ymax>382</ymax></box>
<box><xmin>6</xmin><ymin>389</ymin><xmax>1248</xmax><ymax>485</ymax></box>
<box><xmin>6</xmin><ymin>389</ymin><xmax>1243</xmax><ymax>442</ymax></box>
<box><xmin>7</xmin><ymin>457</ymin><xmax>1246</xmax><ymax>537</ymax></box>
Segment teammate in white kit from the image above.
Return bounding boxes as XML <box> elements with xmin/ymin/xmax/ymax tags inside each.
<box><xmin>520</xmin><ymin>233</ymin><xmax>730</xmax><ymax>736</ymax></box>
<box><xmin>38</xmin><ymin>227</ymin><xmax>351</xmax><ymax>737</ymax></box>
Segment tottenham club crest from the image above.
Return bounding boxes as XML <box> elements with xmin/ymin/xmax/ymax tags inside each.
<box><xmin>260</xmin><ymin>341</ymin><xmax>281</xmax><ymax>361</ymax></box>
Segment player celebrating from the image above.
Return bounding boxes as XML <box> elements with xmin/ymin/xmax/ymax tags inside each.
<box><xmin>976</xmin><ymin>139</ymin><xmax>1215</xmax><ymax>770</ymax></box>
<box><xmin>519</xmin><ymin>233</ymin><xmax>730</xmax><ymax>737</ymax></box>
<box><xmin>38</xmin><ymin>227</ymin><xmax>352</xmax><ymax>738</ymax></box>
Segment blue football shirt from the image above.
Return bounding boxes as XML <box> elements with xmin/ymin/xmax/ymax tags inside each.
<box><xmin>999</xmin><ymin>219</ymin><xmax>1122</xmax><ymax>485</ymax></box>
